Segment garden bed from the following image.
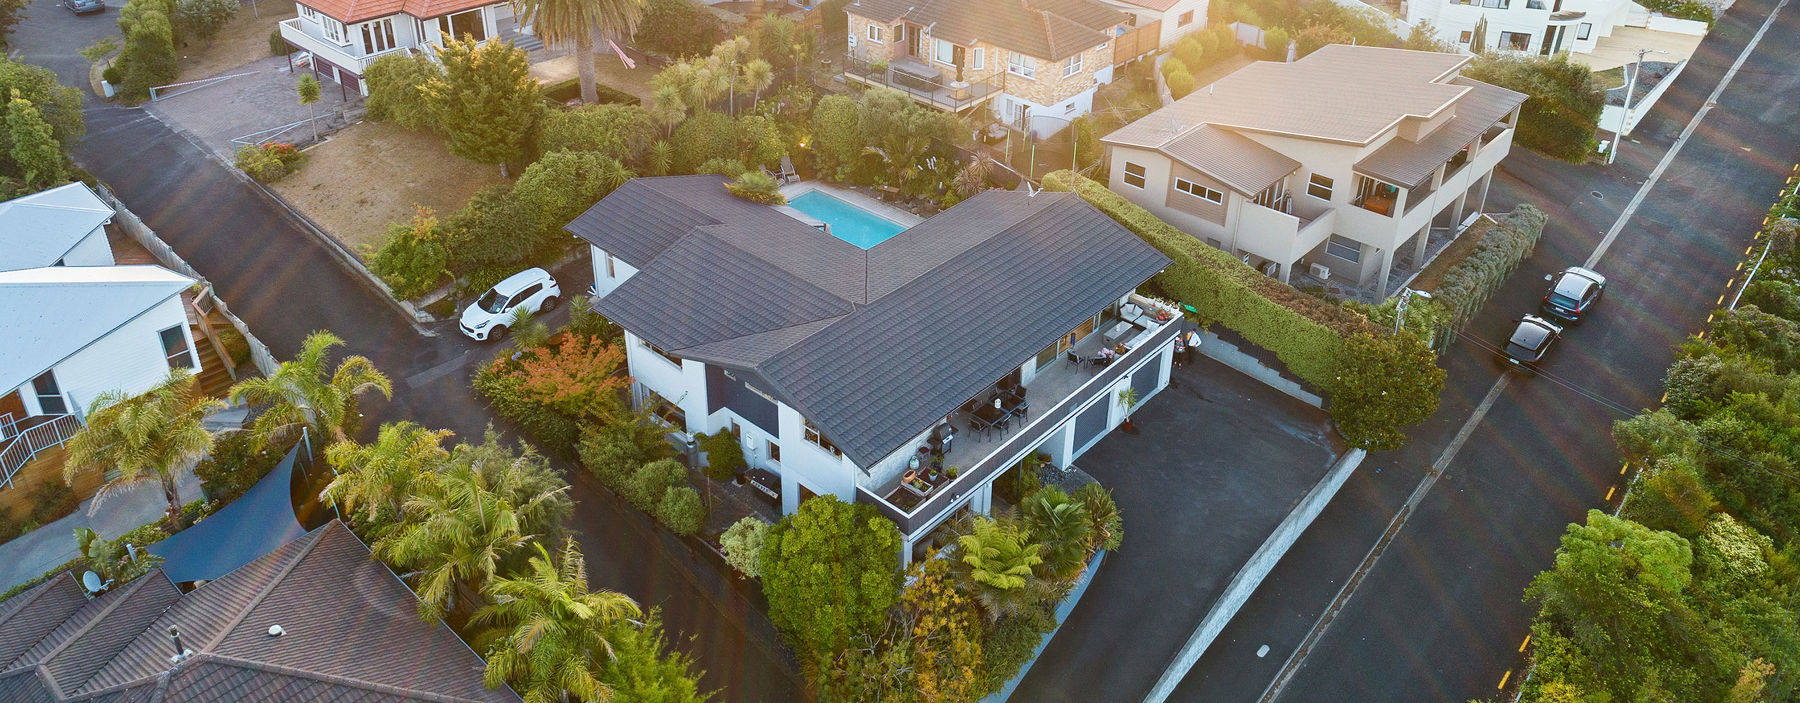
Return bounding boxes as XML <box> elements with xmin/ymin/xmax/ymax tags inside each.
<box><xmin>1406</xmin><ymin>216</ymin><xmax>1494</xmax><ymax>292</ymax></box>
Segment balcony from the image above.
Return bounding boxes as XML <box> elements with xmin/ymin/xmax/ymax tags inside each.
<box><xmin>279</xmin><ymin>18</ymin><xmax>414</xmax><ymax>75</ymax></box>
<box><xmin>839</xmin><ymin>53</ymin><xmax>1000</xmax><ymax>113</ymax></box>
<box><xmin>856</xmin><ymin>300</ymin><xmax>1182</xmax><ymax>537</ymax></box>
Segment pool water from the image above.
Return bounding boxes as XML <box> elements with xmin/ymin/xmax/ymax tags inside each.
<box><xmin>788</xmin><ymin>190</ymin><xmax>908</xmax><ymax>249</ymax></box>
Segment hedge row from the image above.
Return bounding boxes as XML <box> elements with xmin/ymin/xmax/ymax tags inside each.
<box><xmin>1427</xmin><ymin>204</ymin><xmax>1548</xmax><ymax>341</ymax></box>
<box><xmin>1040</xmin><ymin>170</ymin><xmax>1378</xmax><ymax>387</ymax></box>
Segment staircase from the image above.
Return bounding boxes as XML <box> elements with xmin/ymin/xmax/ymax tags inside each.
<box><xmin>190</xmin><ymin>323</ymin><xmax>237</xmax><ymax>400</ymax></box>
<box><xmin>498</xmin><ymin>22</ymin><xmax>544</xmax><ymax>53</ymax></box>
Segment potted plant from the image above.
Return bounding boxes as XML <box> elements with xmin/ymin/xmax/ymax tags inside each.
<box><xmin>946</xmin><ymin>465</ymin><xmax>961</xmax><ymax>479</ymax></box>
<box><xmin>1118</xmin><ymin>387</ymin><xmax>1140</xmax><ymax>434</ymax></box>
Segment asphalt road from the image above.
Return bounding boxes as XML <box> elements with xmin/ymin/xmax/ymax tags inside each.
<box><xmin>9</xmin><ymin>4</ymin><xmax>807</xmax><ymax>700</ymax></box>
<box><xmin>1171</xmin><ymin>0</ymin><xmax>1800</xmax><ymax>699</ymax></box>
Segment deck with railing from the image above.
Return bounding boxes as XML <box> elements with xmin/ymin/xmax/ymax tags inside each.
<box><xmin>839</xmin><ymin>54</ymin><xmax>1001</xmax><ymax>112</ymax></box>
<box><xmin>0</xmin><ymin>414</ymin><xmax>82</xmax><ymax>489</ymax></box>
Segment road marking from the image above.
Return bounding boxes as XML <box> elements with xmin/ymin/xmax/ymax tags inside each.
<box><xmin>1718</xmin><ymin>293</ymin><xmax>1727</xmax><ymax>305</ymax></box>
<box><xmin>1621</xmin><ymin>463</ymin><xmax>1630</xmax><ymax>475</ymax></box>
<box><xmin>1748</xmin><ymin>245</ymin><xmax>1757</xmax><ymax>255</ymax></box>
<box><xmin>1519</xmin><ymin>635</ymin><xmax>1532</xmax><ymax>652</ymax></box>
<box><xmin>1737</xmin><ymin>261</ymin><xmax>1745</xmax><ymax>271</ymax></box>
<box><xmin>1605</xmin><ymin>486</ymin><xmax>1617</xmax><ymax>501</ymax></box>
<box><xmin>1727</xmin><ymin>277</ymin><xmax>1737</xmax><ymax>288</ymax></box>
<box><xmin>1498</xmin><ymin>670</ymin><xmax>1513</xmax><ymax>689</ymax></box>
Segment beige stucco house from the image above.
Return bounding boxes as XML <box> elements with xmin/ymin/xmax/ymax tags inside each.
<box><xmin>1095</xmin><ymin>0</ymin><xmax>1212</xmax><ymax>50</ymax></box>
<box><xmin>1102</xmin><ymin>45</ymin><xmax>1526</xmax><ymax>294</ymax></box>
<box><xmin>842</xmin><ymin>0</ymin><xmax>1133</xmax><ymax>136</ymax></box>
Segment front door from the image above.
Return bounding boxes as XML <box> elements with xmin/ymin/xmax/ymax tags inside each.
<box><xmin>908</xmin><ymin>26</ymin><xmax>922</xmax><ymax>58</ymax></box>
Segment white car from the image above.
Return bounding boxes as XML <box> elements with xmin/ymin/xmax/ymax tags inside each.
<box><xmin>459</xmin><ymin>268</ymin><xmax>561</xmax><ymax>341</ymax></box>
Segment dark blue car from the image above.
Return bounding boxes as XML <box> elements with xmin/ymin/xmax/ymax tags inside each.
<box><xmin>1540</xmin><ymin>266</ymin><xmax>1607</xmax><ymax>323</ymax></box>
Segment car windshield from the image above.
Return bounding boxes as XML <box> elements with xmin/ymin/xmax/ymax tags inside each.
<box><xmin>1547</xmin><ymin>292</ymin><xmax>1582</xmax><ymax>309</ymax></box>
<box><xmin>477</xmin><ymin>289</ymin><xmax>507</xmax><ymax>314</ymax></box>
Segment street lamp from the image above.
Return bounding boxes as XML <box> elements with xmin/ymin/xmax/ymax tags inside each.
<box><xmin>1607</xmin><ymin>48</ymin><xmax>1669</xmax><ymax>165</ymax></box>
<box><xmin>1394</xmin><ymin>288</ymin><xmax>1432</xmax><ymax>335</ymax></box>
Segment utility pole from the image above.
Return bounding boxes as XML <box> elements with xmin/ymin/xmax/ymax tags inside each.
<box><xmin>1608</xmin><ymin>48</ymin><xmax>1667</xmax><ymax>165</ymax></box>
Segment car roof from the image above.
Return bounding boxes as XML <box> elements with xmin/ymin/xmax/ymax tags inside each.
<box><xmin>492</xmin><ymin>268</ymin><xmax>549</xmax><ymax>296</ymax></box>
<box><xmin>1552</xmin><ymin>272</ymin><xmax>1594</xmax><ymax>298</ymax></box>
<box><xmin>1510</xmin><ymin>318</ymin><xmax>1555</xmax><ymax>349</ymax></box>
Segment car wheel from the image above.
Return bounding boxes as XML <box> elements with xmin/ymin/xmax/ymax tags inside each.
<box><xmin>490</xmin><ymin>325</ymin><xmax>508</xmax><ymax>341</ymax></box>
<box><xmin>540</xmin><ymin>296</ymin><xmax>559</xmax><ymax>312</ymax></box>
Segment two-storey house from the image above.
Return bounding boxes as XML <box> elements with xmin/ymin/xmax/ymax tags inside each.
<box><xmin>278</xmin><ymin>0</ymin><xmax>520</xmax><ymax>95</ymax></box>
<box><xmin>1406</xmin><ymin>0</ymin><xmax>1641</xmax><ymax>55</ymax></box>
<box><xmin>1101</xmin><ymin>45</ymin><xmax>1525</xmax><ymax>293</ymax></box>
<box><xmin>568</xmin><ymin>176</ymin><xmax>1177</xmax><ymax>563</ymax></box>
<box><xmin>841</xmin><ymin>0</ymin><xmax>1130</xmax><ymax>136</ymax></box>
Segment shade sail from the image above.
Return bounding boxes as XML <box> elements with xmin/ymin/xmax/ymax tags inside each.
<box><xmin>150</xmin><ymin>440</ymin><xmax>308</xmax><ymax>584</ymax></box>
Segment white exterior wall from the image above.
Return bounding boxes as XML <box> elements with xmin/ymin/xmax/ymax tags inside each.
<box><xmin>11</xmin><ymin>295</ymin><xmax>195</xmax><ymax>418</ymax></box>
<box><xmin>622</xmin><ymin>331</ymin><xmax>708</xmax><ymax>434</ymax></box>
<box><xmin>1410</xmin><ymin>0</ymin><xmax>1634</xmax><ymax>55</ymax></box>
<box><xmin>588</xmin><ymin>245</ymin><xmax>640</xmax><ymax>297</ymax></box>
<box><xmin>1000</xmin><ymin>86</ymin><xmax>1103</xmax><ymax>138</ymax></box>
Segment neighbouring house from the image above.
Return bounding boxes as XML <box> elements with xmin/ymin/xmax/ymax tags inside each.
<box><xmin>1095</xmin><ymin>0</ymin><xmax>1212</xmax><ymax>50</ymax></box>
<box><xmin>0</xmin><ymin>520</ymin><xmax>521</xmax><ymax>702</ymax></box>
<box><xmin>1101</xmin><ymin>44</ymin><xmax>1525</xmax><ymax>294</ymax></box>
<box><xmin>840</xmin><ymin>0</ymin><xmax>1150</xmax><ymax>135</ymax></box>
<box><xmin>1406</xmin><ymin>0</ymin><xmax>1695</xmax><ymax>56</ymax></box>
<box><xmin>0</xmin><ymin>182</ymin><xmax>116</xmax><ymax>271</ymax></box>
<box><xmin>278</xmin><ymin>0</ymin><xmax>528</xmax><ymax>95</ymax></box>
<box><xmin>569</xmin><ymin>176</ymin><xmax>1177</xmax><ymax>563</ymax></box>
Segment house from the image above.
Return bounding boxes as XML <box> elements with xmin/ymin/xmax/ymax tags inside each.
<box><xmin>0</xmin><ymin>520</ymin><xmax>520</xmax><ymax>702</ymax></box>
<box><xmin>840</xmin><ymin>0</ymin><xmax>1143</xmax><ymax>135</ymax></box>
<box><xmin>1101</xmin><ymin>45</ymin><xmax>1526</xmax><ymax>293</ymax></box>
<box><xmin>0</xmin><ymin>182</ymin><xmax>117</xmax><ymax>271</ymax></box>
<box><xmin>568</xmin><ymin>176</ymin><xmax>1176</xmax><ymax>563</ymax></box>
<box><xmin>1095</xmin><ymin>0</ymin><xmax>1212</xmax><ymax>50</ymax></box>
<box><xmin>1406</xmin><ymin>0</ymin><xmax>1644</xmax><ymax>54</ymax></box>
<box><xmin>278</xmin><ymin>0</ymin><xmax>524</xmax><ymax>95</ymax></box>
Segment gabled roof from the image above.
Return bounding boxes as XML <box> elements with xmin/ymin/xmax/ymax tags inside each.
<box><xmin>847</xmin><ymin>0</ymin><xmax>1126</xmax><ymax>61</ymax></box>
<box><xmin>570</xmin><ymin>177</ymin><xmax>1170</xmax><ymax>467</ymax></box>
<box><xmin>0</xmin><ymin>265</ymin><xmax>194</xmax><ymax>394</ymax></box>
<box><xmin>0</xmin><ymin>521</ymin><xmax>517</xmax><ymax>703</ymax></box>
<box><xmin>1105</xmin><ymin>45</ymin><xmax>1474</xmax><ymax>150</ymax></box>
<box><xmin>0</xmin><ymin>182</ymin><xmax>114</xmax><ymax>272</ymax></box>
<box><xmin>1160</xmin><ymin>125</ymin><xmax>1301</xmax><ymax>195</ymax></box>
<box><xmin>1353</xmin><ymin>77</ymin><xmax>1526</xmax><ymax>188</ymax></box>
<box><xmin>302</xmin><ymin>0</ymin><xmax>489</xmax><ymax>24</ymax></box>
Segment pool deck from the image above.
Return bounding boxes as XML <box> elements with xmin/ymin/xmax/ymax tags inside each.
<box><xmin>779</xmin><ymin>181</ymin><xmax>924</xmax><ymax>228</ymax></box>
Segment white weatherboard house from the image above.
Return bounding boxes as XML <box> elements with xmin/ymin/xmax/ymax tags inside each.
<box><xmin>1406</xmin><ymin>0</ymin><xmax>1663</xmax><ymax>55</ymax></box>
<box><xmin>0</xmin><ymin>182</ymin><xmax>116</xmax><ymax>271</ymax></box>
<box><xmin>1102</xmin><ymin>45</ymin><xmax>1525</xmax><ymax>293</ymax></box>
<box><xmin>569</xmin><ymin>176</ymin><xmax>1178</xmax><ymax>562</ymax></box>
<box><xmin>278</xmin><ymin>0</ymin><xmax>521</xmax><ymax>95</ymax></box>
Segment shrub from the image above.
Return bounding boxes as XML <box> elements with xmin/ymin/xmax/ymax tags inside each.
<box><xmin>1425</xmin><ymin>204</ymin><xmax>1548</xmax><ymax>334</ymax></box>
<box><xmin>1072</xmin><ymin>482</ymin><xmax>1123</xmax><ymax>551</ymax></box>
<box><xmin>1293</xmin><ymin>23</ymin><xmax>1354</xmax><ymax>58</ymax></box>
<box><xmin>473</xmin><ymin>359</ymin><xmax>582</xmax><ymax>456</ymax></box>
<box><xmin>26</xmin><ymin>479</ymin><xmax>79</xmax><ymax>526</ymax></box>
<box><xmin>696</xmin><ymin>430</ymin><xmax>744</xmax><ymax>482</ymax></box>
<box><xmin>565</xmin><ymin>295</ymin><xmax>619</xmax><ymax>342</ymax></box>
<box><xmin>194</xmin><ymin>430</ymin><xmax>283</xmax><ymax>503</ymax></box>
<box><xmin>695</xmin><ymin>157</ymin><xmax>745</xmax><ymax>177</ymax></box>
<box><xmin>726</xmin><ymin>170</ymin><xmax>784</xmax><ymax>205</ymax></box>
<box><xmin>657</xmin><ymin>485</ymin><xmax>706</xmax><ymax>536</ymax></box>
<box><xmin>364</xmin><ymin>52</ymin><xmax>443</xmax><ymax>131</ymax></box>
<box><xmin>538</xmin><ymin>103</ymin><xmax>658</xmax><ymax>166</ymax></box>
<box><xmin>268</xmin><ymin>28</ymin><xmax>287</xmax><ymax>56</ymax></box>
<box><xmin>426</xmin><ymin>38</ymin><xmax>540</xmax><ymax>172</ymax></box>
<box><xmin>1639</xmin><ymin>0</ymin><xmax>1714</xmax><ymax>21</ymax></box>
<box><xmin>633</xmin><ymin>0</ymin><xmax>724</xmax><ymax>57</ymax></box>
<box><xmin>720</xmin><ymin>516</ymin><xmax>770</xmax><ymax>578</ymax></box>
<box><xmin>233</xmin><ymin>141</ymin><xmax>304</xmax><ymax>182</ymax></box>
<box><xmin>977</xmin><ymin>606</ymin><xmax>1056</xmax><ymax>695</ymax></box>
<box><xmin>1328</xmin><ymin>332</ymin><xmax>1446</xmax><ymax>450</ymax></box>
<box><xmin>1165</xmin><ymin>68</ymin><xmax>1196</xmax><ymax>99</ymax></box>
<box><xmin>577</xmin><ymin>416</ymin><xmax>673</xmax><ymax>490</ymax></box>
<box><xmin>442</xmin><ymin>183</ymin><xmax>537</xmax><ymax>270</ymax></box>
<box><xmin>172</xmin><ymin>0</ymin><xmax>237</xmax><ymax>45</ymax></box>
<box><xmin>1464</xmin><ymin>54</ymin><xmax>1604</xmax><ymax>163</ymax></box>
<box><xmin>761</xmin><ymin>497</ymin><xmax>901</xmax><ymax>659</ymax></box>
<box><xmin>101</xmin><ymin>66</ymin><xmax>122</xmax><ymax>84</ymax></box>
<box><xmin>494</xmin><ymin>334</ymin><xmax>629</xmax><ymax>423</ymax></box>
<box><xmin>368</xmin><ymin>209</ymin><xmax>449</xmax><ymax>300</ymax></box>
<box><xmin>117</xmin><ymin>8</ymin><xmax>177</xmax><ymax>100</ymax></box>
<box><xmin>736</xmin><ymin>114</ymin><xmax>784</xmax><ymax>169</ymax></box>
<box><xmin>512</xmin><ymin>150</ymin><xmax>631</xmax><ymax>249</ymax></box>
<box><xmin>809</xmin><ymin>94</ymin><xmax>861</xmax><ymax>179</ymax></box>
<box><xmin>672</xmin><ymin>110</ymin><xmax>738</xmax><ymax>173</ymax></box>
<box><xmin>1263</xmin><ymin>27</ymin><xmax>1291</xmax><ymax>57</ymax></box>
<box><xmin>626</xmin><ymin>458</ymin><xmax>688</xmax><ymax>513</ymax></box>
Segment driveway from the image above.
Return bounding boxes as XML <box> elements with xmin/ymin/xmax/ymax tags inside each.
<box><xmin>1011</xmin><ymin>355</ymin><xmax>1344</xmax><ymax>702</ymax></box>
<box><xmin>146</xmin><ymin>54</ymin><xmax>359</xmax><ymax>161</ymax></box>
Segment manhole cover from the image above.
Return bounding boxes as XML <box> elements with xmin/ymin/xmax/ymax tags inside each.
<box><xmin>1590</xmin><ymin>190</ymin><xmax>1604</xmax><ymax>200</ymax></box>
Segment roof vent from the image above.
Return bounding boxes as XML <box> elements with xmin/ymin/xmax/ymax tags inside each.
<box><xmin>267</xmin><ymin>624</ymin><xmax>286</xmax><ymax>637</ymax></box>
<box><xmin>167</xmin><ymin>626</ymin><xmax>194</xmax><ymax>663</ymax></box>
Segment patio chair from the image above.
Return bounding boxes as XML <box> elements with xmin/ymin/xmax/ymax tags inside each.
<box><xmin>779</xmin><ymin>156</ymin><xmax>800</xmax><ymax>184</ymax></box>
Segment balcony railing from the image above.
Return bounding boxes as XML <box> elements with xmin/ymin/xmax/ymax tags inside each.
<box><xmin>0</xmin><ymin>413</ymin><xmax>82</xmax><ymax>489</ymax></box>
<box><xmin>279</xmin><ymin>18</ymin><xmax>415</xmax><ymax>73</ymax></box>
<box><xmin>857</xmin><ymin>317</ymin><xmax>1182</xmax><ymax>537</ymax></box>
<box><xmin>839</xmin><ymin>53</ymin><xmax>1000</xmax><ymax>113</ymax></box>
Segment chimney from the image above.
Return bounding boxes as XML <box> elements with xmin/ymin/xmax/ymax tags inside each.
<box><xmin>167</xmin><ymin>626</ymin><xmax>193</xmax><ymax>664</ymax></box>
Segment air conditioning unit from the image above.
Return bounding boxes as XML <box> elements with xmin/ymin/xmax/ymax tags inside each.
<box><xmin>1308</xmin><ymin>262</ymin><xmax>1332</xmax><ymax>280</ymax></box>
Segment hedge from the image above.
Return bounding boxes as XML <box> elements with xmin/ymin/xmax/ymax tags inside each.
<box><xmin>1040</xmin><ymin>170</ymin><xmax>1377</xmax><ymax>387</ymax></box>
<box><xmin>1420</xmin><ymin>204</ymin><xmax>1548</xmax><ymax>344</ymax></box>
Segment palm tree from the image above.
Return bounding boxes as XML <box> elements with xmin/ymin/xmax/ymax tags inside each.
<box><xmin>64</xmin><ymin>370</ymin><xmax>225</xmax><ymax>531</ymax></box>
<box><xmin>741</xmin><ymin>58</ymin><xmax>773</xmax><ymax>108</ymax></box>
<box><xmin>511</xmin><ymin>0</ymin><xmax>647</xmax><ymax>105</ymax></box>
<box><xmin>474</xmin><ymin>538</ymin><xmax>642</xmax><ymax>703</ymax></box>
<box><xmin>229</xmin><ymin>331</ymin><xmax>392</xmax><ymax>450</ymax></box>
<box><xmin>647</xmin><ymin>85</ymin><xmax>686</xmax><ymax>136</ymax></box>
<box><xmin>953</xmin><ymin>516</ymin><xmax>1046</xmax><ymax>622</ymax></box>
<box><xmin>1020</xmin><ymin>486</ymin><xmax>1093</xmax><ymax>581</ymax></box>
<box><xmin>323</xmin><ymin>421</ymin><xmax>452</xmax><ymax>530</ymax></box>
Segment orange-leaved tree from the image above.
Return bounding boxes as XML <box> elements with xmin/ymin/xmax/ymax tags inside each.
<box><xmin>503</xmin><ymin>334</ymin><xmax>630</xmax><ymax>424</ymax></box>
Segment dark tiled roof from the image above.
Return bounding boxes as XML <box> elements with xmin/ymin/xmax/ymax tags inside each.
<box><xmin>1354</xmin><ymin>78</ymin><xmax>1526</xmax><ymax>189</ymax></box>
<box><xmin>848</xmin><ymin>0</ymin><xmax>1124</xmax><ymax>61</ymax></box>
<box><xmin>0</xmin><ymin>574</ymin><xmax>89</xmax><ymax>668</ymax></box>
<box><xmin>573</xmin><ymin>179</ymin><xmax>1170</xmax><ymax>467</ymax></box>
<box><xmin>0</xmin><ymin>522</ymin><xmax>516</xmax><ymax>703</ymax></box>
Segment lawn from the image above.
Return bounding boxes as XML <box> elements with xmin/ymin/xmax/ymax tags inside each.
<box><xmin>178</xmin><ymin>0</ymin><xmax>298</xmax><ymax>82</ymax></box>
<box><xmin>270</xmin><ymin>121</ymin><xmax>507</xmax><ymax>256</ymax></box>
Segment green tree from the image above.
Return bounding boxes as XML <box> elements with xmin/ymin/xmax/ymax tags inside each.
<box><xmin>6</xmin><ymin>91</ymin><xmax>66</xmax><ymax>189</ymax></box>
<box><xmin>1328</xmin><ymin>331</ymin><xmax>1445</xmax><ymax>451</ymax></box>
<box><xmin>425</xmin><ymin>37</ymin><xmax>541</xmax><ymax>175</ymax></box>
<box><xmin>539</xmin><ymin>103</ymin><xmax>659</xmax><ymax>166</ymax></box>
<box><xmin>632</xmin><ymin>0</ymin><xmax>722</xmax><ymax>57</ymax></box>
<box><xmin>443</xmin><ymin>183</ymin><xmax>538</xmax><ymax>270</ymax></box>
<box><xmin>719</xmin><ymin>516</ymin><xmax>769</xmax><ymax>578</ymax></box>
<box><xmin>696</xmin><ymin>430</ymin><xmax>744</xmax><ymax>506</ymax></box>
<box><xmin>364</xmin><ymin>52</ymin><xmax>444</xmax><ymax>131</ymax></box>
<box><xmin>474</xmin><ymin>538</ymin><xmax>642</xmax><ymax>703</ymax></box>
<box><xmin>656</xmin><ymin>485</ymin><xmax>705</xmax><ymax>536</ymax></box>
<box><xmin>735</xmin><ymin>113</ymin><xmax>783</xmax><ymax>169</ymax></box>
<box><xmin>295</xmin><ymin>73</ymin><xmax>321</xmax><ymax>143</ymax></box>
<box><xmin>1464</xmin><ymin>53</ymin><xmax>1604</xmax><ymax>163</ymax></box>
<box><xmin>1071</xmin><ymin>482</ymin><xmax>1123</xmax><ymax>551</ymax></box>
<box><xmin>670</xmin><ymin>110</ymin><xmax>737</xmax><ymax>173</ymax></box>
<box><xmin>760</xmin><ymin>496</ymin><xmax>901</xmax><ymax>658</ymax></box>
<box><xmin>64</xmin><ymin>370</ymin><xmax>223</xmax><ymax>531</ymax></box>
<box><xmin>510</xmin><ymin>0</ymin><xmax>646</xmax><ymax>105</ymax></box>
<box><xmin>952</xmin><ymin>516</ymin><xmax>1046</xmax><ymax>623</ymax></box>
<box><xmin>596</xmin><ymin>610</ymin><xmax>712</xmax><ymax>703</ymax></box>
<box><xmin>172</xmin><ymin>0</ymin><xmax>238</xmax><ymax>45</ymax></box>
<box><xmin>0</xmin><ymin>58</ymin><xmax>85</xmax><ymax>148</ymax></box>
<box><xmin>624</xmin><ymin>458</ymin><xmax>686</xmax><ymax>513</ymax></box>
<box><xmin>1020</xmin><ymin>486</ymin><xmax>1093</xmax><ymax>582</ymax></box>
<box><xmin>809</xmin><ymin>94</ymin><xmax>859</xmax><ymax>178</ymax></box>
<box><xmin>228</xmin><ymin>330</ymin><xmax>393</xmax><ymax>448</ymax></box>
<box><xmin>368</xmin><ymin>207</ymin><xmax>450</xmax><ymax>299</ymax></box>
<box><xmin>512</xmin><ymin>150</ymin><xmax>631</xmax><ymax>247</ymax></box>
<box><xmin>116</xmin><ymin>7</ymin><xmax>178</xmax><ymax>100</ymax></box>
<box><xmin>323</xmin><ymin>421</ymin><xmax>452</xmax><ymax>531</ymax></box>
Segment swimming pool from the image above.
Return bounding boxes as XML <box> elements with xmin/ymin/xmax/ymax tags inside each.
<box><xmin>788</xmin><ymin>190</ymin><xmax>909</xmax><ymax>249</ymax></box>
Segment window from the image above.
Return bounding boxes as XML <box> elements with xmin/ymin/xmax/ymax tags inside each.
<box><xmin>645</xmin><ymin>390</ymin><xmax>685</xmax><ymax>428</ymax></box>
<box><xmin>1526</xmin><ymin>0</ymin><xmax>1545</xmax><ymax>8</ymax></box>
<box><xmin>641</xmin><ymin>337</ymin><xmax>682</xmax><ymax>367</ymax></box>
<box><xmin>971</xmin><ymin>47</ymin><xmax>985</xmax><ymax>70</ymax></box>
<box><xmin>1307</xmin><ymin>173</ymin><xmax>1334</xmax><ymax>201</ymax></box>
<box><xmin>1177</xmin><ymin>10</ymin><xmax>1194</xmax><ymax>25</ymax></box>
<box><xmin>1577</xmin><ymin>22</ymin><xmax>1592</xmax><ymax>40</ymax></box>
<box><xmin>803</xmin><ymin>419</ymin><xmax>842</xmax><ymax>457</ymax></box>
<box><xmin>603</xmin><ymin>251</ymin><xmax>616</xmax><ymax>278</ymax></box>
<box><xmin>1175</xmin><ymin>178</ymin><xmax>1223</xmax><ymax>204</ymax></box>
<box><xmin>1008</xmin><ymin>52</ymin><xmax>1036</xmax><ymax>79</ymax></box>
<box><xmin>1498</xmin><ymin>31</ymin><xmax>1531</xmax><ymax>51</ymax></box>
<box><xmin>1061</xmin><ymin>54</ymin><xmax>1082</xmax><ymax>77</ymax></box>
<box><xmin>1064</xmin><ymin>101</ymin><xmax>1077</xmax><ymax>114</ymax></box>
<box><xmin>362</xmin><ymin>17</ymin><xmax>396</xmax><ymax>53</ymax></box>
<box><xmin>933</xmin><ymin>39</ymin><xmax>950</xmax><ymax>64</ymax></box>
<box><xmin>892</xmin><ymin>24</ymin><xmax>904</xmax><ymax>43</ymax></box>
<box><xmin>298</xmin><ymin>3</ymin><xmax>318</xmax><ymax>20</ymax></box>
<box><xmin>1482</xmin><ymin>0</ymin><xmax>1509</xmax><ymax>7</ymax></box>
<box><xmin>1326</xmin><ymin>234</ymin><xmax>1362</xmax><ymax>263</ymax></box>
<box><xmin>321</xmin><ymin>17</ymin><xmax>348</xmax><ymax>44</ymax></box>
<box><xmin>867</xmin><ymin>24</ymin><xmax>884</xmax><ymax>43</ymax></box>
<box><xmin>159</xmin><ymin>325</ymin><xmax>195</xmax><ymax>370</ymax></box>
<box><xmin>1458</xmin><ymin>30</ymin><xmax>1473</xmax><ymax>43</ymax></box>
<box><xmin>767</xmin><ymin>440</ymin><xmax>781</xmax><ymax>463</ymax></box>
<box><xmin>32</xmin><ymin>371</ymin><xmax>65</xmax><ymax>415</ymax></box>
<box><xmin>1122</xmin><ymin>161</ymin><xmax>1146</xmax><ymax>189</ymax></box>
<box><xmin>438</xmin><ymin>8</ymin><xmax>486</xmax><ymax>42</ymax></box>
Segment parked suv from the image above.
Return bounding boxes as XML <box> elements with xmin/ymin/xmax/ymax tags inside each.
<box><xmin>61</xmin><ymin>0</ymin><xmax>106</xmax><ymax>14</ymax></box>
<box><xmin>1540</xmin><ymin>266</ymin><xmax>1606</xmax><ymax>323</ymax></box>
<box><xmin>1501</xmin><ymin>315</ymin><xmax>1563</xmax><ymax>373</ymax></box>
<box><xmin>459</xmin><ymin>268</ymin><xmax>560</xmax><ymax>341</ymax></box>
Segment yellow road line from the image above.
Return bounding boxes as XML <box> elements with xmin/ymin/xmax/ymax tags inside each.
<box><xmin>1747</xmin><ymin>244</ymin><xmax>1757</xmax><ymax>255</ymax></box>
<box><xmin>1717</xmin><ymin>293</ymin><xmax>1727</xmax><ymax>305</ymax></box>
<box><xmin>1661</xmin><ymin>390</ymin><xmax>1670</xmax><ymax>403</ymax></box>
<box><xmin>1519</xmin><ymin>634</ymin><xmax>1532</xmax><ymax>652</ymax></box>
<box><xmin>1737</xmin><ymin>261</ymin><xmax>1745</xmax><ymax>271</ymax></box>
<box><xmin>1498</xmin><ymin>670</ymin><xmax>1513</xmax><ymax>689</ymax></box>
<box><xmin>1621</xmin><ymin>463</ymin><xmax>1630</xmax><ymax>475</ymax></box>
<box><xmin>1727</xmin><ymin>277</ymin><xmax>1736</xmax><ymax>288</ymax></box>
<box><xmin>1606</xmin><ymin>486</ymin><xmax>1617</xmax><ymax>501</ymax></box>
